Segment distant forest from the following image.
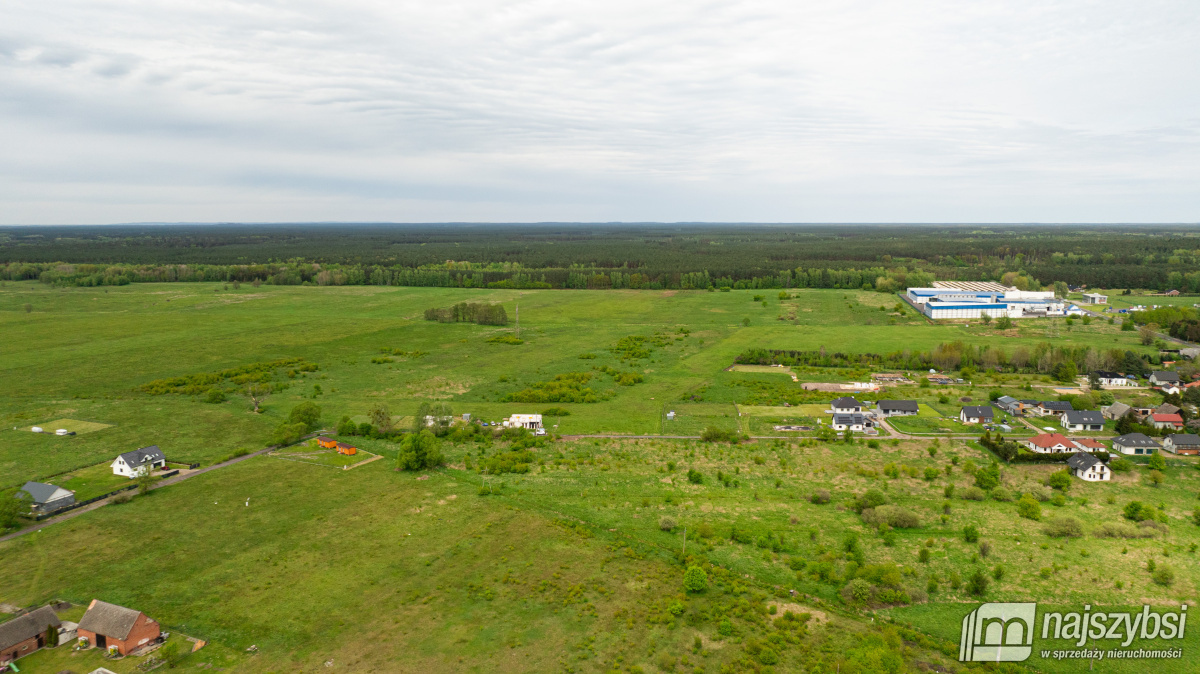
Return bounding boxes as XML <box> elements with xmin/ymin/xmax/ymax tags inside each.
<box><xmin>2</xmin><ymin>223</ymin><xmax>1199</xmax><ymax>291</ymax></box>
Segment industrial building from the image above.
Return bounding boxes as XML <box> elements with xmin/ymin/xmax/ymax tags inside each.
<box><xmin>906</xmin><ymin>285</ymin><xmax>1066</xmax><ymax>319</ymax></box>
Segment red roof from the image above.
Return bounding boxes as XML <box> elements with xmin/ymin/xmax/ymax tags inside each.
<box><xmin>1153</xmin><ymin>413</ymin><xmax>1183</xmax><ymax>423</ymax></box>
<box><xmin>1024</xmin><ymin>433</ymin><xmax>1074</xmax><ymax>449</ymax></box>
<box><xmin>1072</xmin><ymin>438</ymin><xmax>1107</xmax><ymax>450</ymax></box>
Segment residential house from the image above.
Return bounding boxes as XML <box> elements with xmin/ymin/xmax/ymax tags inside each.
<box><xmin>77</xmin><ymin>600</ymin><xmax>160</xmax><ymax>656</ymax></box>
<box><xmin>1093</xmin><ymin>371</ymin><xmax>1132</xmax><ymax>387</ymax></box>
<box><xmin>959</xmin><ymin>406</ymin><xmax>994</xmax><ymax>424</ymax></box>
<box><xmin>1111</xmin><ymin>433</ymin><xmax>1161</xmax><ymax>455</ymax></box>
<box><xmin>876</xmin><ymin>400</ymin><xmax>919</xmax><ymax>417</ymax></box>
<box><xmin>1037</xmin><ymin>401</ymin><xmax>1074</xmax><ymax>417</ymax></box>
<box><xmin>1162</xmin><ymin>434</ymin><xmax>1200</xmax><ymax>455</ymax></box>
<box><xmin>832</xmin><ymin>413</ymin><xmax>869</xmax><ymax>432</ymax></box>
<box><xmin>503</xmin><ymin>414</ymin><xmax>544</xmax><ymax>432</ymax></box>
<box><xmin>1061</xmin><ymin>410</ymin><xmax>1105</xmax><ymax>432</ymax></box>
<box><xmin>1149</xmin><ymin>371</ymin><xmax>1180</xmax><ymax>387</ymax></box>
<box><xmin>18</xmin><ymin>481</ymin><xmax>75</xmax><ymax>513</ymax></box>
<box><xmin>994</xmin><ymin>396</ymin><xmax>1021</xmax><ymax>415</ymax></box>
<box><xmin>1072</xmin><ymin>438</ymin><xmax>1107</xmax><ymax>452</ymax></box>
<box><xmin>111</xmin><ymin>446</ymin><xmax>166</xmax><ymax>478</ymax></box>
<box><xmin>1165</xmin><ymin>289</ymin><xmax>1181</xmax><ymax>297</ymax></box>
<box><xmin>1154</xmin><ymin>403</ymin><xmax>1181</xmax><ymax>416</ymax></box>
<box><xmin>831</xmin><ymin>397</ymin><xmax>863</xmax><ymax>414</ymax></box>
<box><xmin>1020</xmin><ymin>433</ymin><xmax>1078</xmax><ymax>454</ymax></box>
<box><xmin>1101</xmin><ymin>402</ymin><xmax>1131</xmax><ymax>420</ymax></box>
<box><xmin>0</xmin><ymin>606</ymin><xmax>61</xmax><ymax>665</ymax></box>
<box><xmin>1067</xmin><ymin>452</ymin><xmax>1111</xmax><ymax>482</ymax></box>
<box><xmin>316</xmin><ymin>437</ymin><xmax>338</xmax><ymax>449</ymax></box>
<box><xmin>1151</xmin><ymin>413</ymin><xmax>1184</xmax><ymax>430</ymax></box>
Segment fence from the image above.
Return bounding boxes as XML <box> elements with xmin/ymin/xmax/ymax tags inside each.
<box><xmin>33</xmin><ymin>470</ymin><xmax>180</xmax><ymax>520</ymax></box>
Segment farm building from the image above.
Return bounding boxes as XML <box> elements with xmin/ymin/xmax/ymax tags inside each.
<box><xmin>0</xmin><ymin>605</ymin><xmax>62</xmax><ymax>665</ymax></box>
<box><xmin>830</xmin><ymin>397</ymin><xmax>862</xmax><ymax>414</ymax></box>
<box><xmin>504</xmin><ymin>414</ymin><xmax>544</xmax><ymax>431</ymax></box>
<box><xmin>958</xmin><ymin>406</ymin><xmax>994</xmax><ymax>424</ymax></box>
<box><xmin>1162</xmin><ymin>434</ymin><xmax>1200</xmax><ymax>455</ymax></box>
<box><xmin>876</xmin><ymin>400</ymin><xmax>918</xmax><ymax>417</ymax></box>
<box><xmin>1149</xmin><ymin>371</ymin><xmax>1180</xmax><ymax>386</ymax></box>
<box><xmin>1100</xmin><ymin>402</ymin><xmax>1131</xmax><ymax>420</ymax></box>
<box><xmin>993</xmin><ymin>396</ymin><xmax>1021</xmax><ymax>414</ymax></box>
<box><xmin>1150</xmin><ymin>413</ymin><xmax>1184</xmax><ymax>430</ymax></box>
<box><xmin>111</xmin><ymin>445</ymin><xmax>166</xmax><ymax>478</ymax></box>
<box><xmin>1111</xmin><ymin>433</ymin><xmax>1161</xmax><ymax>455</ymax></box>
<box><xmin>1080</xmin><ymin>293</ymin><xmax>1107</xmax><ymax>304</ymax></box>
<box><xmin>1067</xmin><ymin>452</ymin><xmax>1110</xmax><ymax>482</ymax></box>
<box><xmin>77</xmin><ymin>600</ymin><xmax>160</xmax><ymax>656</ymax></box>
<box><xmin>1061</xmin><ymin>411</ymin><xmax>1104</xmax><ymax>432</ymax></box>
<box><xmin>18</xmin><ymin>481</ymin><xmax>75</xmax><ymax>513</ymax></box>
<box><xmin>316</xmin><ymin>437</ymin><xmax>338</xmax><ymax>449</ymax></box>
<box><xmin>335</xmin><ymin>442</ymin><xmax>357</xmax><ymax>456</ymax></box>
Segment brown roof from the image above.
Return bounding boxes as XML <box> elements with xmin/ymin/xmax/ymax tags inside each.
<box><xmin>0</xmin><ymin>606</ymin><xmax>60</xmax><ymax>651</ymax></box>
<box><xmin>78</xmin><ymin>600</ymin><xmax>145</xmax><ymax>640</ymax></box>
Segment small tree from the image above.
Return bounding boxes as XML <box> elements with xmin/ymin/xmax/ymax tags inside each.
<box><xmin>1147</xmin><ymin>452</ymin><xmax>1166</xmax><ymax>471</ymax></box>
<box><xmin>23</xmin><ymin>303</ymin><xmax>32</xmax><ymax>313</ymax></box>
<box><xmin>45</xmin><ymin>623</ymin><xmax>58</xmax><ymax>647</ymax></box>
<box><xmin>246</xmin><ymin>383</ymin><xmax>270</xmax><ymax>413</ymax></box>
<box><xmin>396</xmin><ymin>430</ymin><xmax>443</xmax><ymax>471</ymax></box>
<box><xmin>1047</xmin><ymin>470</ymin><xmax>1072</xmax><ymax>491</ymax></box>
<box><xmin>288</xmin><ymin>402</ymin><xmax>322</xmax><ymax>432</ymax></box>
<box><xmin>0</xmin><ymin>490</ymin><xmax>25</xmax><ymax>529</ymax></box>
<box><xmin>136</xmin><ymin>464</ymin><xmax>156</xmax><ymax>495</ymax></box>
<box><xmin>967</xmin><ymin>569</ymin><xmax>989</xmax><ymax>596</ymax></box>
<box><xmin>1017</xmin><ymin>494</ymin><xmax>1042</xmax><ymax>521</ymax></box>
<box><xmin>963</xmin><ymin>524</ymin><xmax>980</xmax><ymax>543</ymax></box>
<box><xmin>369</xmin><ymin>403</ymin><xmax>393</xmax><ymax>433</ymax></box>
<box><xmin>683</xmin><ymin>565</ymin><xmax>708</xmax><ymax>593</ymax></box>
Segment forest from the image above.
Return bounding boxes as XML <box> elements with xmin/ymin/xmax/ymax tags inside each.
<box><xmin>2</xmin><ymin>223</ymin><xmax>1200</xmax><ymax>291</ymax></box>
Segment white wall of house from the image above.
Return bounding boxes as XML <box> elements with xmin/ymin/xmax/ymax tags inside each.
<box><xmin>1072</xmin><ymin>465</ymin><xmax>1110</xmax><ymax>481</ymax></box>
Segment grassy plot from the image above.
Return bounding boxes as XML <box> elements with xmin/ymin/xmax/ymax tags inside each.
<box><xmin>28</xmin><ymin>418</ymin><xmax>114</xmax><ymax>434</ymax></box>
<box><xmin>52</xmin><ymin>461</ymin><xmax>144</xmax><ymax>501</ymax></box>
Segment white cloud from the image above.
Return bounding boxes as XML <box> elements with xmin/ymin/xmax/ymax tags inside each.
<box><xmin>1</xmin><ymin>0</ymin><xmax>1198</xmax><ymax>223</ymax></box>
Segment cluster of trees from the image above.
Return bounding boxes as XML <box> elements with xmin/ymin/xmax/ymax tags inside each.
<box><xmin>423</xmin><ymin>302</ymin><xmax>508</xmax><ymax>325</ymax></box>
<box><xmin>139</xmin><ymin>358</ymin><xmax>313</xmax><ymax>395</ymax></box>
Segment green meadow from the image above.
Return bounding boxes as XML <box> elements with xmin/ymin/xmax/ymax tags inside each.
<box><xmin>0</xmin><ymin>281</ymin><xmax>1193</xmax><ymax>673</ymax></box>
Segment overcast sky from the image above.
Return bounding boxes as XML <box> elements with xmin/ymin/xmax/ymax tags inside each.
<box><xmin>2</xmin><ymin>1</ymin><xmax>1198</xmax><ymax>223</ymax></box>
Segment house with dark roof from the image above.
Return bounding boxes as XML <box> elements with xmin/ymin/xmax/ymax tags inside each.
<box><xmin>830</xmin><ymin>397</ymin><xmax>862</xmax><ymax>414</ymax></box>
<box><xmin>1111</xmin><ymin>433</ymin><xmax>1161</xmax><ymax>456</ymax></box>
<box><xmin>831</xmin><ymin>413</ymin><xmax>870</xmax><ymax>432</ymax></box>
<box><xmin>1093</xmin><ymin>371</ymin><xmax>1133</xmax><ymax>387</ymax></box>
<box><xmin>18</xmin><ymin>481</ymin><xmax>75</xmax><ymax>513</ymax></box>
<box><xmin>111</xmin><ymin>445</ymin><xmax>166</xmax><ymax>478</ymax></box>
<box><xmin>77</xmin><ymin>600</ymin><xmax>160</xmax><ymax>655</ymax></box>
<box><xmin>1163</xmin><ymin>434</ymin><xmax>1200</xmax><ymax>456</ymax></box>
<box><xmin>994</xmin><ymin>396</ymin><xmax>1021</xmax><ymax>414</ymax></box>
<box><xmin>1061</xmin><ymin>410</ymin><xmax>1105</xmax><ymax>432</ymax></box>
<box><xmin>959</xmin><ymin>406</ymin><xmax>994</xmax><ymax>424</ymax></box>
<box><xmin>1149</xmin><ymin>371</ymin><xmax>1180</xmax><ymax>386</ymax></box>
<box><xmin>0</xmin><ymin>606</ymin><xmax>61</xmax><ymax>665</ymax></box>
<box><xmin>876</xmin><ymin>400</ymin><xmax>919</xmax><ymax>417</ymax></box>
<box><xmin>1037</xmin><ymin>401</ymin><xmax>1074</xmax><ymax>417</ymax></box>
<box><xmin>1067</xmin><ymin>452</ymin><xmax>1110</xmax><ymax>482</ymax></box>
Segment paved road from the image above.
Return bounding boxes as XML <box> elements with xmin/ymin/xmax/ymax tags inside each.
<box><xmin>0</xmin><ymin>442</ymin><xmax>290</xmax><ymax>545</ymax></box>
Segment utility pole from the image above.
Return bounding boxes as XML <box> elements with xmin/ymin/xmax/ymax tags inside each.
<box><xmin>515</xmin><ymin>303</ymin><xmax>520</xmax><ymax>339</ymax></box>
<box><xmin>682</xmin><ymin>527</ymin><xmax>687</xmax><ymax>557</ymax></box>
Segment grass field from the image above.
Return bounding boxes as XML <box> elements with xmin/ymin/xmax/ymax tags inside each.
<box><xmin>0</xmin><ymin>281</ymin><xmax>1192</xmax><ymax>673</ymax></box>
<box><xmin>28</xmin><ymin>418</ymin><xmax>114</xmax><ymax>434</ymax></box>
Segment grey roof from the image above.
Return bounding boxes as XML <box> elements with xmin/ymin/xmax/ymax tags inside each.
<box><xmin>1067</xmin><ymin>452</ymin><xmax>1104</xmax><ymax>471</ymax></box>
<box><xmin>1151</xmin><ymin>371</ymin><xmax>1180</xmax><ymax>382</ymax></box>
<box><xmin>995</xmin><ymin>395</ymin><xmax>1019</xmax><ymax>406</ymax></box>
<box><xmin>1040</xmin><ymin>401</ymin><xmax>1074</xmax><ymax>411</ymax></box>
<box><xmin>1102</xmin><ymin>402</ymin><xmax>1131</xmax><ymax>416</ymax></box>
<box><xmin>831</xmin><ymin>397</ymin><xmax>862</xmax><ymax>408</ymax></box>
<box><xmin>18</xmin><ymin>481</ymin><xmax>72</xmax><ymax>505</ymax></box>
<box><xmin>1113</xmin><ymin>433</ymin><xmax>1161</xmax><ymax>448</ymax></box>
<box><xmin>833</xmin><ymin>413</ymin><xmax>866</xmax><ymax>425</ymax></box>
<box><xmin>0</xmin><ymin>606</ymin><xmax>60</xmax><ymax>651</ymax></box>
<box><xmin>961</xmin><ymin>406</ymin><xmax>994</xmax><ymax>418</ymax></box>
<box><xmin>1167</xmin><ymin>434</ymin><xmax>1200</xmax><ymax>447</ymax></box>
<box><xmin>1064</xmin><ymin>411</ymin><xmax>1104</xmax><ymax>425</ymax></box>
<box><xmin>877</xmin><ymin>400</ymin><xmax>919</xmax><ymax>412</ymax></box>
<box><xmin>117</xmin><ymin>445</ymin><xmax>165</xmax><ymax>466</ymax></box>
<box><xmin>1155</xmin><ymin>403</ymin><xmax>1181</xmax><ymax>415</ymax></box>
<box><xmin>78</xmin><ymin>600</ymin><xmax>145</xmax><ymax>640</ymax></box>
<box><xmin>1093</xmin><ymin>371</ymin><xmax>1122</xmax><ymax>379</ymax></box>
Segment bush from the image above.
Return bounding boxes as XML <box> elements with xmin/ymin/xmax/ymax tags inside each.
<box><xmin>862</xmin><ymin>505</ymin><xmax>921</xmax><ymax>529</ymax></box>
<box><xmin>272</xmin><ymin>421</ymin><xmax>309</xmax><ymax>446</ymax></box>
<box><xmin>288</xmin><ymin>401</ymin><xmax>322</xmax><ymax>431</ymax></box>
<box><xmin>700</xmin><ymin>426</ymin><xmax>738</xmax><ymax>443</ymax></box>
<box><xmin>991</xmin><ymin>487</ymin><xmax>1014</xmax><ymax>502</ymax></box>
<box><xmin>1043</xmin><ymin>517</ymin><xmax>1084</xmax><ymax>538</ymax></box>
<box><xmin>1017</xmin><ymin>495</ymin><xmax>1042</xmax><ymax>520</ymax></box>
<box><xmin>396</xmin><ymin>430</ymin><xmax>444</xmax><ymax>471</ymax></box>
<box><xmin>1110</xmin><ymin>458</ymin><xmax>1133</xmax><ymax>472</ymax></box>
<box><xmin>845</xmin><ymin>578</ymin><xmax>872</xmax><ymax>603</ymax></box>
<box><xmin>204</xmin><ymin>388</ymin><xmax>227</xmax><ymax>403</ymax></box>
<box><xmin>1047</xmin><ymin>470</ymin><xmax>1072</xmax><ymax>491</ymax></box>
<box><xmin>963</xmin><ymin>524</ymin><xmax>980</xmax><ymax>543</ymax></box>
<box><xmin>683</xmin><ymin>565</ymin><xmax>708</xmax><ymax>592</ymax></box>
<box><xmin>918</xmin><ymin>547</ymin><xmax>930</xmax><ymax>563</ymax></box>
<box><xmin>962</xmin><ymin>486</ymin><xmax>986</xmax><ymax>501</ymax></box>
<box><xmin>810</xmin><ymin>489</ymin><xmax>831</xmax><ymax>504</ymax></box>
<box><xmin>1152</xmin><ymin>566</ymin><xmax>1175</xmax><ymax>586</ymax></box>
<box><xmin>974</xmin><ymin>463</ymin><xmax>1001</xmax><ymax>490</ymax></box>
<box><xmin>687</xmin><ymin>469</ymin><xmax>704</xmax><ymax>485</ymax></box>
<box><xmin>1124</xmin><ymin>501</ymin><xmax>1152</xmax><ymax>522</ymax></box>
<box><xmin>718</xmin><ymin>618</ymin><xmax>734</xmax><ymax>637</ymax></box>
<box><xmin>1094</xmin><ymin>522</ymin><xmax>1156</xmax><ymax>539</ymax></box>
<box><xmin>659</xmin><ymin>516</ymin><xmax>677</xmax><ymax>532</ymax></box>
<box><xmin>967</xmin><ymin>570</ymin><xmax>989</xmax><ymax>596</ymax></box>
<box><xmin>923</xmin><ymin>467</ymin><xmax>940</xmax><ymax>481</ymax></box>
<box><xmin>542</xmin><ymin>407</ymin><xmax>570</xmax><ymax>417</ymax></box>
<box><xmin>854</xmin><ymin>489</ymin><xmax>888</xmax><ymax>513</ymax></box>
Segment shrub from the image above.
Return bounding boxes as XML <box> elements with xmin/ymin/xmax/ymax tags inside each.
<box><xmin>1109</xmin><ymin>458</ymin><xmax>1133</xmax><ymax>472</ymax></box>
<box><xmin>1093</xmin><ymin>522</ymin><xmax>1156</xmax><ymax>539</ymax></box>
<box><xmin>687</xmin><ymin>469</ymin><xmax>704</xmax><ymax>484</ymax></box>
<box><xmin>918</xmin><ymin>548</ymin><xmax>930</xmax><ymax>563</ymax></box>
<box><xmin>845</xmin><ymin>578</ymin><xmax>872</xmax><ymax>603</ymax></box>
<box><xmin>979</xmin><ymin>541</ymin><xmax>992</xmax><ymax>558</ymax></box>
<box><xmin>810</xmin><ymin>489</ymin><xmax>831</xmax><ymax>505</ymax></box>
<box><xmin>993</xmin><ymin>564</ymin><xmax>1005</xmax><ymax>581</ymax></box>
<box><xmin>967</xmin><ymin>570</ymin><xmax>989</xmax><ymax>596</ymax></box>
<box><xmin>684</xmin><ymin>566</ymin><xmax>708</xmax><ymax>592</ymax></box>
<box><xmin>659</xmin><ymin>516</ymin><xmax>677</xmax><ymax>532</ymax></box>
<box><xmin>1030</xmin><ymin>486</ymin><xmax>1052</xmax><ymax>502</ymax></box>
<box><xmin>1047</xmin><ymin>470</ymin><xmax>1072</xmax><ymax>491</ymax></box>
<box><xmin>862</xmin><ymin>505</ymin><xmax>921</xmax><ymax>529</ymax></box>
<box><xmin>718</xmin><ymin>619</ymin><xmax>733</xmax><ymax>637</ymax></box>
<box><xmin>1124</xmin><ymin>501</ymin><xmax>1151</xmax><ymax>522</ymax></box>
<box><xmin>1152</xmin><ymin>566</ymin><xmax>1175</xmax><ymax>586</ymax></box>
<box><xmin>991</xmin><ymin>487</ymin><xmax>1014</xmax><ymax>502</ymax></box>
<box><xmin>854</xmin><ymin>489</ymin><xmax>888</xmax><ymax>513</ymax></box>
<box><xmin>1051</xmin><ymin>493</ymin><xmax>1066</xmax><ymax>507</ymax></box>
<box><xmin>542</xmin><ymin>407</ymin><xmax>570</xmax><ymax>417</ymax></box>
<box><xmin>1148</xmin><ymin>453</ymin><xmax>1167</xmax><ymax>471</ymax></box>
<box><xmin>962</xmin><ymin>486</ymin><xmax>986</xmax><ymax>501</ymax></box>
<box><xmin>204</xmin><ymin>388</ymin><xmax>227</xmax><ymax>403</ymax></box>
<box><xmin>1017</xmin><ymin>495</ymin><xmax>1042</xmax><ymax>521</ymax></box>
<box><xmin>943</xmin><ymin>484</ymin><xmax>955</xmax><ymax>498</ymax></box>
<box><xmin>974</xmin><ymin>463</ymin><xmax>1001</xmax><ymax>490</ymax></box>
<box><xmin>963</xmin><ymin>524</ymin><xmax>980</xmax><ymax>543</ymax></box>
<box><xmin>758</xmin><ymin>648</ymin><xmax>779</xmax><ymax>665</ymax></box>
<box><xmin>288</xmin><ymin>401</ymin><xmax>322</xmax><ymax>431</ymax></box>
<box><xmin>700</xmin><ymin>426</ymin><xmax>738</xmax><ymax>443</ymax></box>
<box><xmin>272</xmin><ymin>421</ymin><xmax>309</xmax><ymax>446</ymax></box>
<box><xmin>923</xmin><ymin>467</ymin><xmax>940</xmax><ymax>481</ymax></box>
<box><xmin>1043</xmin><ymin>517</ymin><xmax>1084</xmax><ymax>538</ymax></box>
<box><xmin>396</xmin><ymin>430</ymin><xmax>444</xmax><ymax>471</ymax></box>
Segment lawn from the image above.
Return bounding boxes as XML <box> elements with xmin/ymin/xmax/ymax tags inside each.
<box><xmin>28</xmin><ymin>418</ymin><xmax>114</xmax><ymax>434</ymax></box>
<box><xmin>52</xmin><ymin>461</ymin><xmax>145</xmax><ymax>501</ymax></box>
<box><xmin>887</xmin><ymin>415</ymin><xmax>980</xmax><ymax>435</ymax></box>
<box><xmin>273</xmin><ymin>442</ymin><xmax>376</xmax><ymax>468</ymax></box>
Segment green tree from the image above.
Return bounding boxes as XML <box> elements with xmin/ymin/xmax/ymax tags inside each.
<box><xmin>45</xmin><ymin>623</ymin><xmax>58</xmax><ymax>647</ymax></box>
<box><xmin>288</xmin><ymin>401</ymin><xmax>322</xmax><ymax>431</ymax></box>
<box><xmin>963</xmin><ymin>524</ymin><xmax>980</xmax><ymax>543</ymax></box>
<box><xmin>136</xmin><ymin>463</ymin><xmax>157</xmax><ymax>495</ymax></box>
<box><xmin>1124</xmin><ymin>501</ymin><xmax>1148</xmax><ymax>521</ymax></box>
<box><xmin>1147</xmin><ymin>453</ymin><xmax>1166</xmax><ymax>471</ymax></box>
<box><xmin>412</xmin><ymin>402</ymin><xmax>432</xmax><ymax>433</ymax></box>
<box><xmin>0</xmin><ymin>490</ymin><xmax>25</xmax><ymax>529</ymax></box>
<box><xmin>1116</xmin><ymin>411</ymin><xmax>1136</xmax><ymax>435</ymax></box>
<box><xmin>683</xmin><ymin>565</ymin><xmax>708</xmax><ymax>592</ymax></box>
<box><xmin>974</xmin><ymin>462</ymin><xmax>1000</xmax><ymax>490</ymax></box>
<box><xmin>1017</xmin><ymin>494</ymin><xmax>1042</xmax><ymax>520</ymax></box>
<box><xmin>396</xmin><ymin>430</ymin><xmax>444</xmax><ymax>471</ymax></box>
<box><xmin>272</xmin><ymin>421</ymin><xmax>308</xmax><ymax>446</ymax></box>
<box><xmin>967</xmin><ymin>569</ymin><xmax>989</xmax><ymax>596</ymax></box>
<box><xmin>369</xmin><ymin>402</ymin><xmax>393</xmax><ymax>432</ymax></box>
<box><xmin>1047</xmin><ymin>470</ymin><xmax>1072</xmax><ymax>491</ymax></box>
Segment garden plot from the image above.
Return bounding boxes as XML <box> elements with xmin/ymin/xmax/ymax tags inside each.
<box><xmin>27</xmin><ymin>418</ymin><xmax>113</xmax><ymax>435</ymax></box>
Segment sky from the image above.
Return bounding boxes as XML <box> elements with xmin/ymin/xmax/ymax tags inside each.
<box><xmin>2</xmin><ymin>0</ymin><xmax>1199</xmax><ymax>224</ymax></box>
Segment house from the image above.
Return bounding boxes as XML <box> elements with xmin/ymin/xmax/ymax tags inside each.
<box><xmin>1072</xmin><ymin>438</ymin><xmax>1107</xmax><ymax>452</ymax></box>
<box><xmin>1154</xmin><ymin>403</ymin><xmax>1181</xmax><ymax>416</ymax></box>
<box><xmin>959</xmin><ymin>406</ymin><xmax>994</xmax><ymax>424</ymax></box>
<box><xmin>503</xmin><ymin>414</ymin><xmax>544</xmax><ymax>431</ymax></box>
<box><xmin>316</xmin><ymin>436</ymin><xmax>338</xmax><ymax>449</ymax></box>
<box><xmin>111</xmin><ymin>446</ymin><xmax>166</xmax><ymax>478</ymax></box>
<box><xmin>18</xmin><ymin>481</ymin><xmax>75</xmax><ymax>513</ymax></box>
<box><xmin>1165</xmin><ymin>289</ymin><xmax>1181</xmax><ymax>297</ymax></box>
<box><xmin>1101</xmin><ymin>402</ymin><xmax>1131</xmax><ymax>420</ymax></box>
<box><xmin>1067</xmin><ymin>452</ymin><xmax>1111</xmax><ymax>482</ymax></box>
<box><xmin>994</xmin><ymin>396</ymin><xmax>1021</xmax><ymax>415</ymax></box>
<box><xmin>876</xmin><ymin>400</ymin><xmax>919</xmax><ymax>417</ymax></box>
<box><xmin>1111</xmin><ymin>433</ymin><xmax>1161</xmax><ymax>455</ymax></box>
<box><xmin>77</xmin><ymin>600</ymin><xmax>160</xmax><ymax>656</ymax></box>
<box><xmin>1151</xmin><ymin>413</ymin><xmax>1184</xmax><ymax>430</ymax></box>
<box><xmin>832</xmin><ymin>413</ymin><xmax>869</xmax><ymax>432</ymax></box>
<box><xmin>1149</xmin><ymin>371</ymin><xmax>1180</xmax><ymax>386</ymax></box>
<box><xmin>1020</xmin><ymin>433</ymin><xmax>1077</xmax><ymax>454</ymax></box>
<box><xmin>1037</xmin><ymin>401</ymin><xmax>1074</xmax><ymax>417</ymax></box>
<box><xmin>335</xmin><ymin>442</ymin><xmax>357</xmax><ymax>456</ymax></box>
<box><xmin>1093</xmin><ymin>371</ymin><xmax>1132</xmax><ymax>388</ymax></box>
<box><xmin>830</xmin><ymin>397</ymin><xmax>863</xmax><ymax>414</ymax></box>
<box><xmin>0</xmin><ymin>605</ymin><xmax>62</xmax><ymax>665</ymax></box>
<box><xmin>1162</xmin><ymin>434</ymin><xmax>1200</xmax><ymax>455</ymax></box>
<box><xmin>1061</xmin><ymin>410</ymin><xmax>1105</xmax><ymax>432</ymax></box>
